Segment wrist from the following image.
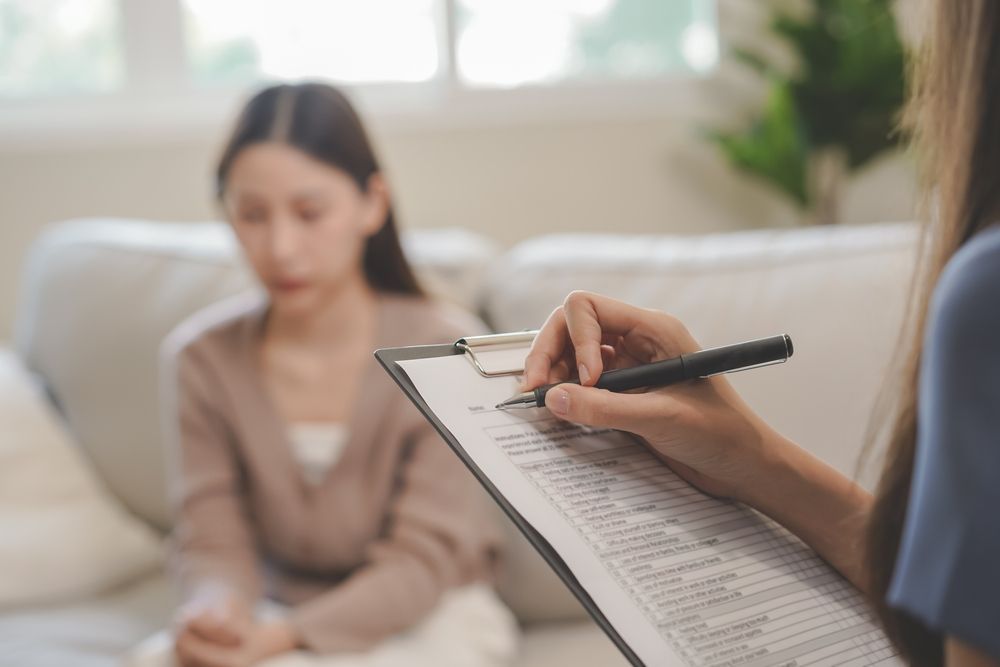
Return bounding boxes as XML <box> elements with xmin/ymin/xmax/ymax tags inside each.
<box><xmin>184</xmin><ymin>581</ymin><xmax>252</xmax><ymax>615</ymax></box>
<box><xmin>736</xmin><ymin>426</ymin><xmax>806</xmax><ymax>513</ymax></box>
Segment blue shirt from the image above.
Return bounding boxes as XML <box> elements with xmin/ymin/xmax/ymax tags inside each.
<box><xmin>888</xmin><ymin>225</ymin><xmax>1000</xmax><ymax>656</ymax></box>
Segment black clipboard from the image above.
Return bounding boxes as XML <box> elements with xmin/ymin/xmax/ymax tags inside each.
<box><xmin>375</xmin><ymin>343</ymin><xmax>644</xmax><ymax>667</ymax></box>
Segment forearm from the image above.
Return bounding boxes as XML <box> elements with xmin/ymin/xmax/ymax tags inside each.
<box><xmin>741</xmin><ymin>428</ymin><xmax>873</xmax><ymax>593</ymax></box>
<box><xmin>290</xmin><ymin>554</ymin><xmax>445</xmax><ymax>654</ymax></box>
<box><xmin>171</xmin><ymin>542</ymin><xmax>262</xmax><ymax>604</ymax></box>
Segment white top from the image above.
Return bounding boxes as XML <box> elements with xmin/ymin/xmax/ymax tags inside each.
<box><xmin>287</xmin><ymin>422</ymin><xmax>349</xmax><ymax>485</ymax></box>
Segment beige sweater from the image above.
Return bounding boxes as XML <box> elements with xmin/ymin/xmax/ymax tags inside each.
<box><xmin>161</xmin><ymin>292</ymin><xmax>501</xmax><ymax>653</ymax></box>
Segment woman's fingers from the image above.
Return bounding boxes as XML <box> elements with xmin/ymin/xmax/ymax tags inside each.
<box><xmin>600</xmin><ymin>344</ymin><xmax>617</xmax><ymax>370</ymax></box>
<box><xmin>522</xmin><ymin>306</ymin><xmax>570</xmax><ymax>390</ymax></box>
<box><xmin>175</xmin><ymin>628</ymin><xmax>240</xmax><ymax>667</ymax></box>
<box><xmin>562</xmin><ymin>291</ymin><xmax>667</xmax><ymax>383</ymax></box>
<box><xmin>176</xmin><ymin>598</ymin><xmax>246</xmax><ymax>647</ymax></box>
<box><xmin>524</xmin><ymin>292</ymin><xmax>699</xmax><ymax>391</ymax></box>
<box><xmin>562</xmin><ymin>292</ymin><xmax>607</xmax><ymax>385</ymax></box>
<box><xmin>187</xmin><ymin>612</ymin><xmax>243</xmax><ymax>647</ymax></box>
<box><xmin>549</xmin><ymin>358</ymin><xmax>574</xmax><ymax>384</ymax></box>
<box><xmin>524</xmin><ymin>292</ymin><xmax>652</xmax><ymax>389</ymax></box>
<box><xmin>544</xmin><ymin>382</ymin><xmax>676</xmax><ymax>433</ymax></box>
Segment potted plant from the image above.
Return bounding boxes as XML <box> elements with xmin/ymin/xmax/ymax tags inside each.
<box><xmin>711</xmin><ymin>0</ymin><xmax>906</xmax><ymax>225</ymax></box>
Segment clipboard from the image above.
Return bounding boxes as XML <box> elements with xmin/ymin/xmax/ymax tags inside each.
<box><xmin>375</xmin><ymin>337</ymin><xmax>644</xmax><ymax>667</ymax></box>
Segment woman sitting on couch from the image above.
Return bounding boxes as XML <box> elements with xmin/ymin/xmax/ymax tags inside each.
<box><xmin>133</xmin><ymin>83</ymin><xmax>516</xmax><ymax>667</ymax></box>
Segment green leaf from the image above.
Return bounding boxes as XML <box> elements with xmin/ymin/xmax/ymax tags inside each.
<box><xmin>710</xmin><ymin>82</ymin><xmax>810</xmax><ymax>207</ymax></box>
<box><xmin>730</xmin><ymin>47</ymin><xmax>773</xmax><ymax>77</ymax></box>
<box><xmin>706</xmin><ymin>0</ymin><xmax>907</xmax><ymax>214</ymax></box>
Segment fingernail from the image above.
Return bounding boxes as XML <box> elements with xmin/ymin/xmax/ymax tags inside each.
<box><xmin>547</xmin><ymin>387</ymin><xmax>570</xmax><ymax>416</ymax></box>
<box><xmin>578</xmin><ymin>363</ymin><xmax>591</xmax><ymax>385</ymax></box>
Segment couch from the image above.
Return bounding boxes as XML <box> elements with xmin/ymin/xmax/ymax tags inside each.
<box><xmin>3</xmin><ymin>217</ymin><xmax>918</xmax><ymax>666</ymax></box>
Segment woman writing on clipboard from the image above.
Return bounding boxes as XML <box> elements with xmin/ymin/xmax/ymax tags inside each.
<box><xmin>523</xmin><ymin>2</ymin><xmax>999</xmax><ymax>666</ymax></box>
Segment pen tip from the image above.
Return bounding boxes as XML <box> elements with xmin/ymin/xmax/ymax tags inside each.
<box><xmin>494</xmin><ymin>402</ymin><xmax>507</xmax><ymax>410</ymax></box>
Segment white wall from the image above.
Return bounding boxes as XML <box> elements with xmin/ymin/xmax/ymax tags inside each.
<box><xmin>0</xmin><ymin>0</ymin><xmax>920</xmax><ymax>339</ymax></box>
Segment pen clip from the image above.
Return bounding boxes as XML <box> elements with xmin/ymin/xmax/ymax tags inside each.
<box><xmin>699</xmin><ymin>357</ymin><xmax>789</xmax><ymax>378</ymax></box>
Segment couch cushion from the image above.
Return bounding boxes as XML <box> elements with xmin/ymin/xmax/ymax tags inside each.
<box><xmin>12</xmin><ymin>219</ymin><xmax>498</xmax><ymax>530</ymax></box>
<box><xmin>0</xmin><ymin>348</ymin><xmax>162</xmax><ymax>608</ymax></box>
<box><xmin>0</xmin><ymin>573</ymin><xmax>173</xmax><ymax>667</ymax></box>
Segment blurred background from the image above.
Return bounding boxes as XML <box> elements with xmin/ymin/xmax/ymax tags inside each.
<box><xmin>0</xmin><ymin>0</ymin><xmax>921</xmax><ymax>338</ymax></box>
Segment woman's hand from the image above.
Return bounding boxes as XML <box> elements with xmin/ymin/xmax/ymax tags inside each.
<box><xmin>523</xmin><ymin>291</ymin><xmax>874</xmax><ymax>590</ymax></box>
<box><xmin>173</xmin><ymin>587</ymin><xmax>298</xmax><ymax>667</ymax></box>
<box><xmin>522</xmin><ymin>291</ymin><xmax>792</xmax><ymax>504</ymax></box>
<box><xmin>175</xmin><ymin>586</ymin><xmax>251</xmax><ymax>647</ymax></box>
<box><xmin>174</xmin><ymin>619</ymin><xmax>297</xmax><ymax>667</ymax></box>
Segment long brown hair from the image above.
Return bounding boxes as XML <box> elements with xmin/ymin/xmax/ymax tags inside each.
<box><xmin>866</xmin><ymin>2</ymin><xmax>1000</xmax><ymax>663</ymax></box>
<box><xmin>215</xmin><ymin>82</ymin><xmax>423</xmax><ymax>296</ymax></box>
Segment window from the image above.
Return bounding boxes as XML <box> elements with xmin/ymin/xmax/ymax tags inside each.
<box><xmin>181</xmin><ymin>0</ymin><xmax>441</xmax><ymax>85</ymax></box>
<box><xmin>0</xmin><ymin>0</ymin><xmax>124</xmax><ymax>98</ymax></box>
<box><xmin>0</xmin><ymin>0</ymin><xmax>717</xmax><ymax>136</ymax></box>
<box><xmin>454</xmin><ymin>0</ymin><xmax>717</xmax><ymax>87</ymax></box>
<box><xmin>179</xmin><ymin>0</ymin><xmax>716</xmax><ymax>90</ymax></box>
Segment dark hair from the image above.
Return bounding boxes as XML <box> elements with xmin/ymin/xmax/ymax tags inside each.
<box><xmin>215</xmin><ymin>82</ymin><xmax>423</xmax><ymax>296</ymax></box>
<box><xmin>865</xmin><ymin>2</ymin><xmax>1000</xmax><ymax>664</ymax></box>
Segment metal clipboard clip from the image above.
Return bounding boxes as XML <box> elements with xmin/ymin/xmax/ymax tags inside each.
<box><xmin>455</xmin><ymin>330</ymin><xmax>539</xmax><ymax>378</ymax></box>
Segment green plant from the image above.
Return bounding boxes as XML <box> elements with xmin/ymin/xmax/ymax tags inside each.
<box><xmin>710</xmin><ymin>0</ymin><xmax>906</xmax><ymax>224</ymax></box>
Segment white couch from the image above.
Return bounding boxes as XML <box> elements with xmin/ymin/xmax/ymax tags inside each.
<box><xmin>3</xmin><ymin>218</ymin><xmax>918</xmax><ymax>666</ymax></box>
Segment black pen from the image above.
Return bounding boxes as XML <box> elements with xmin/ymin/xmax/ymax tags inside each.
<box><xmin>496</xmin><ymin>334</ymin><xmax>794</xmax><ymax>410</ymax></box>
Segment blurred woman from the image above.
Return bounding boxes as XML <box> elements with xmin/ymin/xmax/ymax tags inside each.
<box><xmin>132</xmin><ymin>83</ymin><xmax>517</xmax><ymax>667</ymax></box>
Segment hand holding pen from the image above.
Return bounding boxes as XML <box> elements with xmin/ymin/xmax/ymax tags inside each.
<box><xmin>517</xmin><ymin>291</ymin><xmax>800</xmax><ymax>503</ymax></box>
<box><xmin>499</xmin><ymin>334</ymin><xmax>791</xmax><ymax>409</ymax></box>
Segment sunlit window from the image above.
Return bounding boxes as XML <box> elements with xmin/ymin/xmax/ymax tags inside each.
<box><xmin>181</xmin><ymin>0</ymin><xmax>440</xmax><ymax>85</ymax></box>
<box><xmin>455</xmin><ymin>0</ymin><xmax>716</xmax><ymax>88</ymax></box>
<box><xmin>0</xmin><ymin>0</ymin><xmax>717</xmax><ymax>104</ymax></box>
<box><xmin>0</xmin><ymin>0</ymin><xmax>123</xmax><ymax>98</ymax></box>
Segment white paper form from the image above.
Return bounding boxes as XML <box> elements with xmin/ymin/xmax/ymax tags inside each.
<box><xmin>398</xmin><ymin>354</ymin><xmax>900</xmax><ymax>667</ymax></box>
